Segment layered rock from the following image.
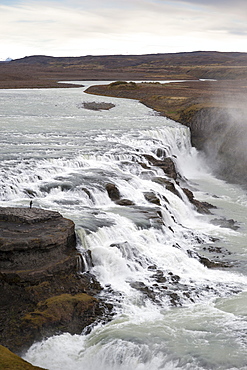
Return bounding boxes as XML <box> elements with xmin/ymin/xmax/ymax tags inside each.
<box><xmin>0</xmin><ymin>207</ymin><xmax>106</xmax><ymax>354</ymax></box>
<box><xmin>0</xmin><ymin>207</ymin><xmax>76</xmax><ymax>283</ymax></box>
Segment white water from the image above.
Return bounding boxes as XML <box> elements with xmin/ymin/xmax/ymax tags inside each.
<box><xmin>0</xmin><ymin>82</ymin><xmax>247</xmax><ymax>369</ymax></box>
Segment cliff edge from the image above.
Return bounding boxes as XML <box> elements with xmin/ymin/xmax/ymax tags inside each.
<box><xmin>86</xmin><ymin>81</ymin><xmax>247</xmax><ymax>189</ymax></box>
<box><xmin>0</xmin><ymin>207</ymin><xmax>107</xmax><ymax>354</ymax></box>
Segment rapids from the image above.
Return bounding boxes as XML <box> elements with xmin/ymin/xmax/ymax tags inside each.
<box><xmin>0</xmin><ymin>82</ymin><xmax>247</xmax><ymax>369</ymax></box>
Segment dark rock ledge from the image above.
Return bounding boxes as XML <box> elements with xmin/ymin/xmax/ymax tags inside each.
<box><xmin>0</xmin><ymin>207</ymin><xmax>108</xmax><ymax>355</ymax></box>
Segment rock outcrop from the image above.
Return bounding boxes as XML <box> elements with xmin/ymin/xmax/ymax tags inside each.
<box><xmin>143</xmin><ymin>154</ymin><xmax>178</xmax><ymax>180</ymax></box>
<box><xmin>0</xmin><ymin>207</ymin><xmax>76</xmax><ymax>283</ymax></box>
<box><xmin>0</xmin><ymin>207</ymin><xmax>107</xmax><ymax>354</ymax></box>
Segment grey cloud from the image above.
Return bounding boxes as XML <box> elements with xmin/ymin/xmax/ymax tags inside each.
<box><xmin>228</xmin><ymin>28</ymin><xmax>247</xmax><ymax>36</ymax></box>
<box><xmin>174</xmin><ymin>0</ymin><xmax>246</xmax><ymax>6</ymax></box>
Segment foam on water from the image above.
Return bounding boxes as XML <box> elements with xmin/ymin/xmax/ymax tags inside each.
<box><xmin>0</xmin><ymin>83</ymin><xmax>247</xmax><ymax>369</ymax></box>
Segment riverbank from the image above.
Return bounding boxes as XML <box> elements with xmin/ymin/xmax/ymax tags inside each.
<box><xmin>1</xmin><ymin>52</ymin><xmax>247</xmax><ymax>188</ymax></box>
<box><xmin>1</xmin><ymin>80</ymin><xmax>247</xmax><ymax>369</ymax></box>
<box><xmin>85</xmin><ymin>80</ymin><xmax>247</xmax><ymax>188</ymax></box>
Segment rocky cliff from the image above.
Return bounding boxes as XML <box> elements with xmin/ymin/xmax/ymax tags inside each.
<box><xmin>180</xmin><ymin>106</ymin><xmax>247</xmax><ymax>188</ymax></box>
<box><xmin>86</xmin><ymin>81</ymin><xmax>247</xmax><ymax>189</ymax></box>
<box><xmin>0</xmin><ymin>207</ymin><xmax>108</xmax><ymax>354</ymax></box>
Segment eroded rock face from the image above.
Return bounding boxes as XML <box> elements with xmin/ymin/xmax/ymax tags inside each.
<box><xmin>0</xmin><ymin>207</ymin><xmax>106</xmax><ymax>354</ymax></box>
<box><xmin>182</xmin><ymin>107</ymin><xmax>247</xmax><ymax>189</ymax></box>
<box><xmin>0</xmin><ymin>207</ymin><xmax>76</xmax><ymax>276</ymax></box>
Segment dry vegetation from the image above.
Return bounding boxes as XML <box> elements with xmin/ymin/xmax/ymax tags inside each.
<box><xmin>0</xmin><ymin>51</ymin><xmax>247</xmax><ymax>89</ymax></box>
<box><xmin>0</xmin><ymin>345</ymin><xmax>46</xmax><ymax>370</ymax></box>
<box><xmin>86</xmin><ymin>79</ymin><xmax>247</xmax><ymax>124</ymax></box>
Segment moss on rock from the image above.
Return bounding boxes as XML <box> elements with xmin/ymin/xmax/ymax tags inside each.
<box><xmin>0</xmin><ymin>345</ymin><xmax>46</xmax><ymax>370</ymax></box>
<box><xmin>22</xmin><ymin>293</ymin><xmax>99</xmax><ymax>331</ymax></box>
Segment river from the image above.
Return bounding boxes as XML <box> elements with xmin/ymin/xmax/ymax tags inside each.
<box><xmin>0</xmin><ymin>82</ymin><xmax>247</xmax><ymax>369</ymax></box>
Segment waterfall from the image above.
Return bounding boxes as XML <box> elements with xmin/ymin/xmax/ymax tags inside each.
<box><xmin>0</xmin><ymin>84</ymin><xmax>247</xmax><ymax>369</ymax></box>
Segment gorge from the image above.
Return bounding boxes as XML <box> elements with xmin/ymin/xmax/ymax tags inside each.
<box><xmin>0</xmin><ymin>81</ymin><xmax>247</xmax><ymax>369</ymax></box>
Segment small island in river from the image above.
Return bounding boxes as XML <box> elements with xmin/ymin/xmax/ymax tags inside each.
<box><xmin>0</xmin><ymin>51</ymin><xmax>247</xmax><ymax>187</ymax></box>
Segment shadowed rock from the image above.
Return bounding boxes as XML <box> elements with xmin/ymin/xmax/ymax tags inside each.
<box><xmin>182</xmin><ymin>188</ymin><xmax>215</xmax><ymax>214</ymax></box>
<box><xmin>0</xmin><ymin>207</ymin><xmax>76</xmax><ymax>281</ymax></box>
<box><xmin>105</xmin><ymin>183</ymin><xmax>121</xmax><ymax>201</ymax></box>
<box><xmin>143</xmin><ymin>154</ymin><xmax>178</xmax><ymax>179</ymax></box>
<box><xmin>0</xmin><ymin>207</ymin><xmax>108</xmax><ymax>354</ymax></box>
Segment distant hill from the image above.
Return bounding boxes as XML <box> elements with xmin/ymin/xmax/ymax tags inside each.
<box><xmin>12</xmin><ymin>51</ymin><xmax>247</xmax><ymax>67</ymax></box>
<box><xmin>0</xmin><ymin>51</ymin><xmax>246</xmax><ymax>89</ymax></box>
<box><xmin>12</xmin><ymin>51</ymin><xmax>247</xmax><ymax>68</ymax></box>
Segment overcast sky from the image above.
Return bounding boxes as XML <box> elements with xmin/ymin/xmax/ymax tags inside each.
<box><xmin>0</xmin><ymin>0</ymin><xmax>247</xmax><ymax>60</ymax></box>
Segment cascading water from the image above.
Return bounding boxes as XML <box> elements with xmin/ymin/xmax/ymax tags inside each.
<box><xmin>0</xmin><ymin>82</ymin><xmax>247</xmax><ymax>369</ymax></box>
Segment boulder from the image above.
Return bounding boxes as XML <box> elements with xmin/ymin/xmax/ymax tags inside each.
<box><xmin>105</xmin><ymin>183</ymin><xmax>121</xmax><ymax>201</ymax></box>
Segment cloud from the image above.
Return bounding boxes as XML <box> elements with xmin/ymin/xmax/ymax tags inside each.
<box><xmin>0</xmin><ymin>0</ymin><xmax>247</xmax><ymax>59</ymax></box>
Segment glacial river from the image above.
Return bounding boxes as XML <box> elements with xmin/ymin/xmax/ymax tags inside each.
<box><xmin>0</xmin><ymin>82</ymin><xmax>247</xmax><ymax>369</ymax></box>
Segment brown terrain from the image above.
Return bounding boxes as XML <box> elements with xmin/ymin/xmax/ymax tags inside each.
<box><xmin>1</xmin><ymin>51</ymin><xmax>247</xmax><ymax>88</ymax></box>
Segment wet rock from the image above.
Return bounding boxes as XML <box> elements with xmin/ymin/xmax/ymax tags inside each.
<box><xmin>105</xmin><ymin>183</ymin><xmax>121</xmax><ymax>201</ymax></box>
<box><xmin>82</xmin><ymin>187</ymin><xmax>94</xmax><ymax>201</ymax></box>
<box><xmin>143</xmin><ymin>154</ymin><xmax>178</xmax><ymax>179</ymax></box>
<box><xmin>151</xmin><ymin>270</ymin><xmax>167</xmax><ymax>283</ymax></box>
<box><xmin>198</xmin><ymin>255</ymin><xmax>232</xmax><ymax>269</ymax></box>
<box><xmin>152</xmin><ymin>177</ymin><xmax>181</xmax><ymax>199</ymax></box>
<box><xmin>147</xmin><ymin>265</ymin><xmax>157</xmax><ymax>271</ymax></box>
<box><xmin>144</xmin><ymin>192</ymin><xmax>161</xmax><ymax>205</ymax></box>
<box><xmin>211</xmin><ymin>218</ymin><xmax>239</xmax><ymax>230</ymax></box>
<box><xmin>24</xmin><ymin>188</ymin><xmax>38</xmax><ymax>198</ymax></box>
<box><xmin>130</xmin><ymin>281</ymin><xmax>156</xmax><ymax>301</ymax></box>
<box><xmin>115</xmin><ymin>199</ymin><xmax>135</xmax><ymax>206</ymax></box>
<box><xmin>168</xmin><ymin>272</ymin><xmax>181</xmax><ymax>283</ymax></box>
<box><xmin>138</xmin><ymin>161</ymin><xmax>150</xmax><ymax>170</ymax></box>
<box><xmin>187</xmin><ymin>248</ymin><xmax>231</xmax><ymax>269</ymax></box>
<box><xmin>182</xmin><ymin>188</ymin><xmax>215</xmax><ymax>214</ymax></box>
<box><xmin>167</xmin><ymin>292</ymin><xmax>181</xmax><ymax>306</ymax></box>
<box><xmin>203</xmin><ymin>245</ymin><xmax>232</xmax><ymax>255</ymax></box>
<box><xmin>156</xmin><ymin>148</ymin><xmax>167</xmax><ymax>158</ymax></box>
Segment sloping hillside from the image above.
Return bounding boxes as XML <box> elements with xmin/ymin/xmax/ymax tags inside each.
<box><xmin>0</xmin><ymin>51</ymin><xmax>247</xmax><ymax>88</ymax></box>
